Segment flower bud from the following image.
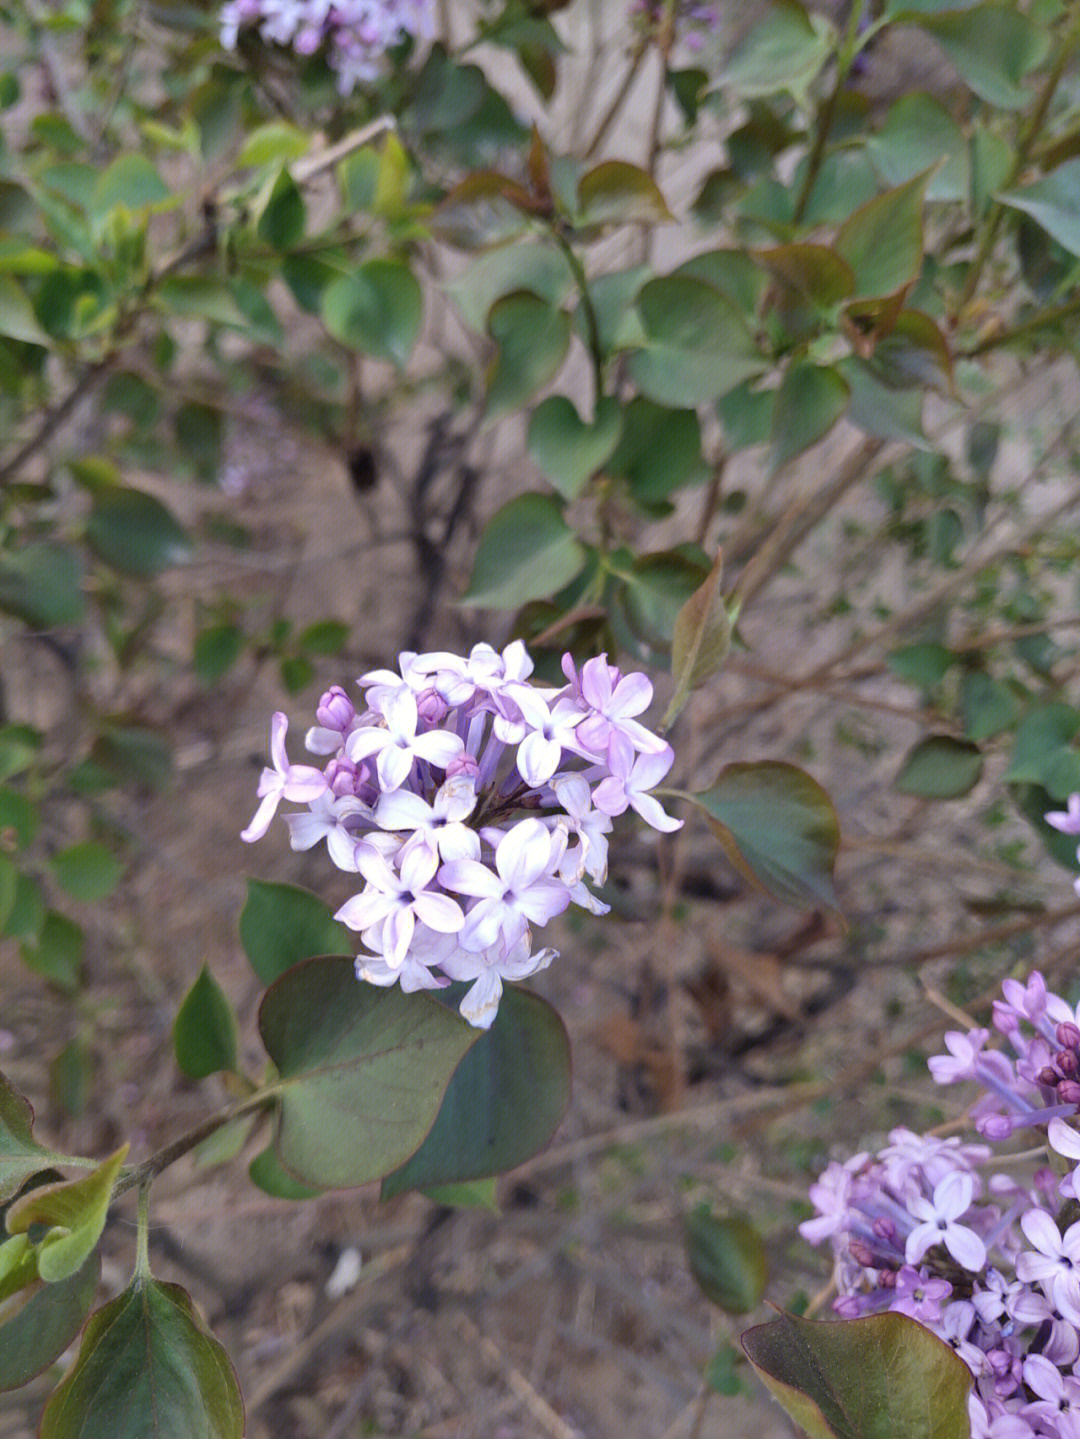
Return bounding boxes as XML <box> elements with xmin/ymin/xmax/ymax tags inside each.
<box><xmin>445</xmin><ymin>753</ymin><xmax>480</xmax><ymax>780</ymax></box>
<box><xmin>1058</xmin><ymin>1021</ymin><xmax>1080</xmax><ymax>1051</ymax></box>
<box><xmin>849</xmin><ymin>1240</ymin><xmax>875</xmax><ymax>1268</ymax></box>
<box><xmin>878</xmin><ymin>1268</ymin><xmax>897</xmax><ymax>1288</ymax></box>
<box><xmin>1058</xmin><ymin>1048</ymin><xmax>1079</xmax><ymax>1078</ymax></box>
<box><xmin>1038</xmin><ymin>1066</ymin><xmax>1061</xmax><ymax>1089</ymax></box>
<box><xmin>1059</xmin><ymin>1079</ymin><xmax>1080</xmax><ymax>1105</ymax></box>
<box><xmin>415</xmin><ymin>688</ymin><xmax>448</xmax><ymax>724</ymax></box>
<box><xmin>872</xmin><ymin>1216</ymin><xmax>897</xmax><ymax>1243</ymax></box>
<box><xmin>317</xmin><ymin>686</ymin><xmax>355</xmax><ymax>732</ymax></box>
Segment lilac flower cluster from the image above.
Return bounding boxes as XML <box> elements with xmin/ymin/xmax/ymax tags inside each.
<box><xmin>220</xmin><ymin>0</ymin><xmax>433</xmax><ymax>94</ymax></box>
<box><xmin>242</xmin><ymin>642</ymin><xmax>681</xmax><ymax>1028</ymax></box>
<box><xmin>802</xmin><ymin>797</ymin><xmax>1080</xmax><ymax>1438</ymax></box>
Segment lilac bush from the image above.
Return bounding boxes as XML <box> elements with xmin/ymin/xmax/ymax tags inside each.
<box><xmin>801</xmin><ymin>794</ymin><xmax>1080</xmax><ymax>1437</ymax></box>
<box><xmin>220</xmin><ymin>0</ymin><xmax>434</xmax><ymax>92</ymax></box>
<box><xmin>242</xmin><ymin>642</ymin><xmax>681</xmax><ymax>1028</ymax></box>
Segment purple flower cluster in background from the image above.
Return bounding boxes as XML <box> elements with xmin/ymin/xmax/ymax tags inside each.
<box><xmin>802</xmin><ymin>796</ymin><xmax>1080</xmax><ymax>1438</ymax></box>
<box><xmin>243</xmin><ymin>642</ymin><xmax>680</xmax><ymax>1028</ymax></box>
<box><xmin>220</xmin><ymin>0</ymin><xmax>433</xmax><ymax>93</ymax></box>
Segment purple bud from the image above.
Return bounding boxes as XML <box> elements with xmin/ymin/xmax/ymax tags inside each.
<box><xmin>326</xmin><ymin>756</ymin><xmax>361</xmax><ymax>798</ymax></box>
<box><xmin>317</xmin><ymin>686</ymin><xmax>355</xmax><ymax>732</ymax></box>
<box><xmin>849</xmin><ymin>1240</ymin><xmax>875</xmax><ymax>1268</ymax></box>
<box><xmin>1058</xmin><ymin>1049</ymin><xmax>1079</xmax><ymax>1078</ymax></box>
<box><xmin>872</xmin><ymin>1217</ymin><xmax>898</xmax><ymax>1244</ymax></box>
<box><xmin>1058</xmin><ymin>1022</ymin><xmax>1080</xmax><ymax>1051</ymax></box>
<box><xmin>1039</xmin><ymin>1066</ymin><xmax>1062</xmax><ymax>1089</ymax></box>
<box><xmin>979</xmin><ymin>1114</ymin><xmax>1015</xmax><ymax>1140</ymax></box>
<box><xmin>445</xmin><ymin>753</ymin><xmax>480</xmax><ymax>780</ymax></box>
<box><xmin>1059</xmin><ymin>1080</ymin><xmax>1080</xmax><ymax>1105</ymax></box>
<box><xmin>878</xmin><ymin>1268</ymin><xmax>897</xmax><ymax>1289</ymax></box>
<box><xmin>416</xmin><ymin>688</ymin><xmax>448</xmax><ymax>725</ymax></box>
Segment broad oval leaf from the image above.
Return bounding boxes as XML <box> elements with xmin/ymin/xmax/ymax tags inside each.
<box><xmin>248</xmin><ymin>1144</ymin><xmax>323</xmax><ymax>1200</ymax></box>
<box><xmin>751</xmin><ymin>244</ymin><xmax>854</xmax><ymax>309</ymax></box>
<box><xmin>866</xmin><ymin>91</ymin><xmax>969</xmax><ymax>203</ymax></box>
<box><xmin>835</xmin><ymin>173</ymin><xmax>926</xmax><ymax>301</ymax></box>
<box><xmin>462</xmin><ymin>492</ymin><xmax>585</xmax><ymax>609</ymax></box>
<box><xmin>19</xmin><ymin>910</ymin><xmax>83</xmax><ymax>993</ymax></box>
<box><xmin>51</xmin><ymin>841</ymin><xmax>123</xmax><ymax>902</ymax></box>
<box><xmin>526</xmin><ymin>394</ymin><xmax>623</xmax><ymax>499</ymax></box>
<box><xmin>627</xmin><ymin>275</ymin><xmax>766</xmax><ymax>407</ymax></box>
<box><xmin>484</xmin><ymin>291</ymin><xmax>571</xmax><ymax>425</ymax></box>
<box><xmin>722</xmin><ymin>2</ymin><xmax>834</xmax><ymax>107</ymax></box>
<box><xmin>688</xmin><ymin>762</ymin><xmax>840</xmax><ymax>913</ymax></box>
<box><xmin>259</xmin><ymin>956</ymin><xmax>479</xmax><ymax>1188</ymax></box>
<box><xmin>0</xmin><ymin>541</ymin><xmax>84</xmax><ymax>628</ymax></box>
<box><xmin>607</xmin><ymin>398</ymin><xmax>707</xmax><ymax>504</ymax></box>
<box><xmin>446</xmin><ymin>240</ymin><xmax>571</xmax><ymax>333</ymax></box>
<box><xmin>381</xmin><ymin>987</ymin><xmax>571</xmax><ymax>1197</ymax></box>
<box><xmin>576</xmin><ymin>161</ymin><xmax>673</xmax><ymax>228</ymax></box>
<box><xmin>0</xmin><ymin>1069</ymin><xmax>55</xmax><ymax>1201</ymax></box>
<box><xmin>741</xmin><ymin>1310</ymin><xmax>971</xmax><ymax>1439</ymax></box>
<box><xmin>85</xmin><ymin>488</ymin><xmax>192</xmax><ymax>577</ymax></box>
<box><xmin>894</xmin><ymin>735</ymin><xmax>984</xmax><ymax>800</ymax></box>
<box><xmin>39</xmin><ymin>1277</ymin><xmax>244</xmax><ymax>1439</ymax></box>
<box><xmin>173</xmin><ymin>966</ymin><xmax>238</xmax><ymax>1080</ymax></box>
<box><xmin>1000</xmin><ymin>159</ymin><xmax>1080</xmax><ymax>259</ymax></box>
<box><xmin>0</xmin><ymin>1251</ymin><xmax>100</xmax><ymax>1392</ymax></box>
<box><xmin>321</xmin><ymin>259</ymin><xmax>423</xmax><ymax>368</ymax></box>
<box><xmin>7</xmin><ymin>1144</ymin><xmax>127</xmax><ymax>1283</ymax></box>
<box><xmin>685</xmin><ymin>1206</ymin><xmax>768</xmax><ymax>1315</ymax></box>
<box><xmin>239</xmin><ymin>878</ymin><xmax>352</xmax><ymax>986</ymax></box>
<box><xmin>922</xmin><ymin>5</ymin><xmax>1050</xmax><ymax>110</ymax></box>
<box><xmin>769</xmin><ymin>361</ymin><xmax>850</xmax><ymax>474</ymax></box>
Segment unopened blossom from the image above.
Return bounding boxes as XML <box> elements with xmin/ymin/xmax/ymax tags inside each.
<box><xmin>242</xmin><ymin>641</ymin><xmax>681</xmax><ymax>1026</ymax></box>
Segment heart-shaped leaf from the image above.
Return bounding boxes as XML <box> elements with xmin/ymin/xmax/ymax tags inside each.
<box><xmin>239</xmin><ymin>878</ymin><xmax>353</xmax><ymax>986</ymax></box>
<box><xmin>527</xmin><ymin>394</ymin><xmax>623</xmax><ymax>499</ymax></box>
<box><xmin>0</xmin><ymin>1251</ymin><xmax>100</xmax><ymax>1392</ymax></box>
<box><xmin>39</xmin><ymin>1276</ymin><xmax>244</xmax><ymax>1439</ymax></box>
<box><xmin>462</xmin><ymin>492</ymin><xmax>585</xmax><ymax>609</ymax></box>
<box><xmin>173</xmin><ymin>966</ymin><xmax>238</xmax><ymax>1080</ymax></box>
<box><xmin>6</xmin><ymin>1144</ymin><xmax>127</xmax><ymax>1282</ymax></box>
<box><xmin>259</xmin><ymin>956</ymin><xmax>479</xmax><ymax>1188</ymax></box>
<box><xmin>85</xmin><ymin>488</ymin><xmax>192</xmax><ymax>577</ymax></box>
<box><xmin>381</xmin><ymin>987</ymin><xmax>570</xmax><ymax>1197</ymax></box>
<box><xmin>741</xmin><ymin>1310</ymin><xmax>971</xmax><ymax>1439</ymax></box>
<box><xmin>484</xmin><ymin>291</ymin><xmax>571</xmax><ymax>425</ymax></box>
<box><xmin>627</xmin><ymin>275</ymin><xmax>767</xmax><ymax>407</ymax></box>
<box><xmin>685</xmin><ymin>762</ymin><xmax>840</xmax><ymax>913</ymax></box>
<box><xmin>575</xmin><ymin>161</ymin><xmax>673</xmax><ymax>228</ymax></box>
<box><xmin>321</xmin><ymin>259</ymin><xmax>422</xmax><ymax>368</ymax></box>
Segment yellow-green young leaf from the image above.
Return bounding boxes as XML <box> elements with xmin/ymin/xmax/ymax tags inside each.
<box><xmin>238</xmin><ymin>120</ymin><xmax>309</xmax><ymax>168</ymax></box>
<box><xmin>91</xmin><ymin>155</ymin><xmax>169</xmax><ymax>217</ymax></box>
<box><xmin>0</xmin><ymin>1070</ymin><xmax>54</xmax><ymax>1201</ymax></box>
<box><xmin>661</xmin><ymin>550</ymin><xmax>730</xmax><ymax>730</ymax></box>
<box><xmin>248</xmin><ymin>1144</ymin><xmax>322</xmax><ymax>1200</ymax></box>
<box><xmin>421</xmin><ymin>1176</ymin><xmax>499</xmax><ymax>1210</ymax></box>
<box><xmin>0</xmin><ymin>1251</ymin><xmax>100</xmax><ymax>1393</ymax></box>
<box><xmin>685</xmin><ymin>1206</ymin><xmax>768</xmax><ymax>1314</ymax></box>
<box><xmin>0</xmin><ymin>273</ymin><xmax>50</xmax><ymax>343</ymax></box>
<box><xmin>741</xmin><ymin>1310</ymin><xmax>971</xmax><ymax>1439</ymax></box>
<box><xmin>576</xmin><ymin>161</ymin><xmax>673</xmax><ymax>228</ymax></box>
<box><xmin>173</xmin><ymin>966</ymin><xmax>238</xmax><ymax>1080</ymax></box>
<box><xmin>462</xmin><ymin>493</ymin><xmax>585</xmax><ymax>609</ymax></box>
<box><xmin>0</xmin><ymin>1231</ymin><xmax>35</xmax><ymax>1302</ymax></box>
<box><xmin>835</xmin><ymin>173</ymin><xmax>927</xmax><ymax>300</ymax></box>
<box><xmin>39</xmin><ymin>1276</ymin><xmax>244</xmax><ymax>1439</ymax></box>
<box><xmin>259</xmin><ymin>956</ymin><xmax>479</xmax><ymax>1189</ymax></box>
<box><xmin>6</xmin><ymin>1144</ymin><xmax>128</xmax><ymax>1283</ymax></box>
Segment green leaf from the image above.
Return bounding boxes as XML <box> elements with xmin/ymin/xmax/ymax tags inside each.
<box><xmin>421</xmin><ymin>1177</ymin><xmax>499</xmax><ymax>1210</ymax></box>
<box><xmin>39</xmin><ymin>1276</ymin><xmax>244</xmax><ymax>1439</ymax></box>
<box><xmin>85</xmin><ymin>725</ymin><xmax>172</xmax><ymax>792</ymax></box>
<box><xmin>866</xmin><ymin>91</ymin><xmax>969</xmax><ymax>203</ymax></box>
<box><xmin>575</xmin><ymin>161</ymin><xmax>673</xmax><ymax>228</ymax></box>
<box><xmin>256</xmin><ymin>168</ymin><xmax>306</xmax><ymax>251</ymax></box>
<box><xmin>51</xmin><ymin>841</ymin><xmax>124</xmax><ymax>902</ymax></box>
<box><xmin>248</xmin><ymin>1145</ymin><xmax>323</xmax><ymax>1200</ymax></box>
<box><xmin>887</xmin><ymin>643</ymin><xmax>953</xmax><ymax>690</ymax></box>
<box><xmin>0</xmin><ymin>853</ymin><xmax>14</xmax><ymax>933</ymax></box>
<box><xmin>0</xmin><ymin>1070</ymin><xmax>54</xmax><ymax>1201</ymax></box>
<box><xmin>718</xmin><ymin>379</ymin><xmax>776</xmax><ymax>451</ymax></box>
<box><xmin>239</xmin><ymin>878</ymin><xmax>353</xmax><ymax>986</ymax></box>
<box><xmin>741</xmin><ymin>1310</ymin><xmax>972</xmax><ymax>1439</ymax></box>
<box><xmin>92</xmin><ymin>154</ymin><xmax>169</xmax><ymax>216</ymax></box>
<box><xmin>661</xmin><ymin>550</ymin><xmax>730</xmax><ymax>730</ymax></box>
<box><xmin>970</xmin><ymin>124</ymin><xmax>1014</xmax><ymax>218</ymax></box>
<box><xmin>0</xmin><ymin>786</ymin><xmax>37</xmax><ymax>849</ymax></box>
<box><xmin>0</xmin><ymin>541</ymin><xmax>84</xmax><ymax>628</ymax></box>
<box><xmin>484</xmin><ymin>291</ymin><xmax>571</xmax><ymax>425</ymax></box>
<box><xmin>0</xmin><ymin>1252</ymin><xmax>100</xmax><ymax>1392</ymax></box>
<box><xmin>1003</xmin><ymin>704</ymin><xmax>1080</xmax><ymax>785</ymax></box>
<box><xmin>626</xmin><ymin>275</ymin><xmax>766</xmax><ymax>407</ymax></box>
<box><xmin>894</xmin><ymin>735</ymin><xmax>984</xmax><ymax>799</ymax></box>
<box><xmin>462</xmin><ymin>493</ymin><xmax>585</xmax><ymax>609</ymax></box>
<box><xmin>259</xmin><ymin>956</ymin><xmax>479</xmax><ymax>1189</ymax></box>
<box><xmin>7</xmin><ymin>1145</ymin><xmax>127</xmax><ymax>1283</ymax></box>
<box><xmin>578</xmin><ymin>265</ymin><xmax>650</xmax><ymax>353</ymax></box>
<box><xmin>835</xmin><ymin>173</ymin><xmax>926</xmax><ymax>300</ymax></box>
<box><xmin>238</xmin><ymin>121</ymin><xmax>309</xmax><ymax>168</ymax></box>
<box><xmin>838</xmin><ymin>357</ymin><xmax>928</xmax><ymax>448</ymax></box>
<box><xmin>85</xmin><ymin>487</ymin><xmax>192</xmax><ymax>577</ymax></box>
<box><xmin>298</xmin><ymin>619</ymin><xmax>349</xmax><ymax>654</ymax></box>
<box><xmin>684</xmin><ymin>1206</ymin><xmax>768</xmax><ymax>1314</ymax></box>
<box><xmin>961</xmin><ymin>671</ymin><xmax>1020</xmax><ymax>743</ymax></box>
<box><xmin>922</xmin><ymin>5</ymin><xmax>1050</xmax><ymax>109</ymax></box>
<box><xmin>751</xmin><ymin>244</ymin><xmax>854</xmax><ymax>309</ymax></box>
<box><xmin>21</xmin><ymin>911</ymin><xmax>83</xmax><ymax>993</ymax></box>
<box><xmin>321</xmin><ymin>259</ymin><xmax>423</xmax><ymax>368</ymax></box>
<box><xmin>381</xmin><ymin>988</ymin><xmax>570</xmax><ymax>1197</ymax></box>
<box><xmin>174</xmin><ymin>967</ymin><xmax>238</xmax><ymax>1080</ymax></box>
<box><xmin>770</xmin><ymin>362</ymin><xmax>850</xmax><ymax>473</ymax></box>
<box><xmin>3</xmin><ymin>872</ymin><xmax>44</xmax><ymax>942</ymax></box>
<box><xmin>527</xmin><ymin>394</ymin><xmax>623</xmax><ymax>499</ymax></box>
<box><xmin>619</xmin><ymin>551</ymin><xmax>711</xmax><ymax>651</ymax></box>
<box><xmin>193</xmin><ymin>624</ymin><xmax>243</xmax><ymax>685</ymax></box>
<box><xmin>446</xmin><ymin>241</ymin><xmax>571</xmax><ymax>332</ymax></box>
<box><xmin>705</xmin><ymin>1341</ymin><xmax>746</xmax><ymax>1397</ymax></box>
<box><xmin>606</xmin><ymin>399</ymin><xmax>707</xmax><ymax>504</ymax></box>
<box><xmin>688</xmin><ymin>762</ymin><xmax>840</xmax><ymax>913</ymax></box>
<box><xmin>0</xmin><ymin>273</ymin><xmax>50</xmax><ymax>344</ymax></box>
<box><xmin>722</xmin><ymin>0</ymin><xmax>834</xmax><ymax>106</ymax></box>
<box><xmin>155</xmin><ymin>277</ymin><xmax>246</xmax><ymax>328</ymax></box>
<box><xmin>1000</xmin><ymin>160</ymin><xmax>1080</xmax><ymax>258</ymax></box>
<box><xmin>50</xmin><ymin>1037</ymin><xmax>93</xmax><ymax>1119</ymax></box>
<box><xmin>175</xmin><ymin>400</ymin><xmax>225</xmax><ymax>482</ymax></box>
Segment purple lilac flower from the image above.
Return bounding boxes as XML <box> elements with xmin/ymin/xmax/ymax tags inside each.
<box><xmin>220</xmin><ymin>0</ymin><xmax>434</xmax><ymax>94</ymax></box>
<box><xmin>802</xmin><ymin>794</ymin><xmax>1080</xmax><ymax>1437</ymax></box>
<box><xmin>243</xmin><ymin>643</ymin><xmax>682</xmax><ymax>1027</ymax></box>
